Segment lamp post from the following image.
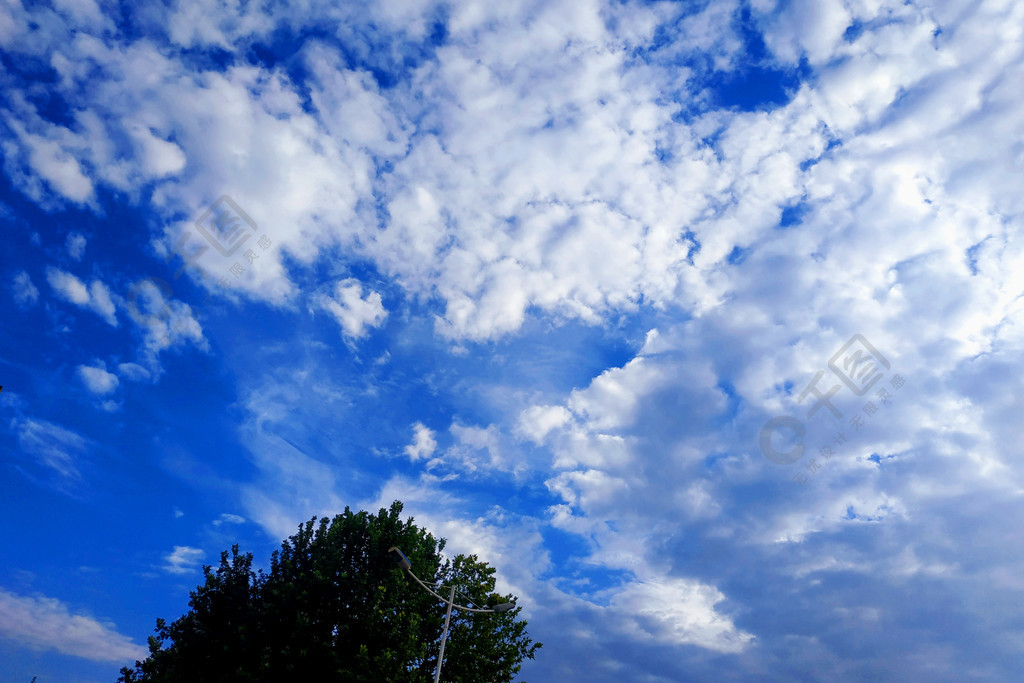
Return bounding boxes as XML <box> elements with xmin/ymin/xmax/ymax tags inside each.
<box><xmin>388</xmin><ymin>546</ymin><xmax>515</xmax><ymax>683</ymax></box>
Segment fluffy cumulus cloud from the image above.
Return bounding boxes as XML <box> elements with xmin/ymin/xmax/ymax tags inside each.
<box><xmin>404</xmin><ymin>422</ymin><xmax>437</xmax><ymax>461</ymax></box>
<box><xmin>4</xmin><ymin>0</ymin><xmax>741</xmax><ymax>335</ymax></box>
<box><xmin>77</xmin><ymin>362</ymin><xmax>119</xmax><ymax>395</ymax></box>
<box><xmin>45</xmin><ymin>267</ymin><xmax>117</xmax><ymax>326</ymax></box>
<box><xmin>46</xmin><ymin>267</ymin><xmax>89</xmax><ymax>304</ymax></box>
<box><xmin>3</xmin><ymin>0</ymin><xmax>1024</xmax><ymax>679</ymax></box>
<box><xmin>2</xmin><ymin>118</ymin><xmax>95</xmax><ymax>204</ymax></box>
<box><xmin>0</xmin><ymin>588</ymin><xmax>146</xmax><ymax>662</ymax></box>
<box><xmin>317</xmin><ymin>279</ymin><xmax>388</xmax><ymax>339</ymax></box>
<box><xmin>610</xmin><ymin>578</ymin><xmax>754</xmax><ymax>653</ymax></box>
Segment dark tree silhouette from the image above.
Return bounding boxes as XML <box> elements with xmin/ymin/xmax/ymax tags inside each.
<box><xmin>118</xmin><ymin>501</ymin><xmax>540</xmax><ymax>682</ymax></box>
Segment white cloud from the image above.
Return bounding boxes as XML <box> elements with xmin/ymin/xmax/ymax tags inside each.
<box><xmin>124</xmin><ymin>278</ymin><xmax>208</xmax><ymax>372</ymax></box>
<box><xmin>88</xmin><ymin>280</ymin><xmax>117</xmax><ymax>325</ymax></box>
<box><xmin>440</xmin><ymin>423</ymin><xmax>509</xmax><ymax>474</ymax></box>
<box><xmin>128</xmin><ymin>123</ymin><xmax>187</xmax><ymax>177</ymax></box>
<box><xmin>11</xmin><ymin>270</ymin><xmax>39</xmax><ymax>307</ymax></box>
<box><xmin>45</xmin><ymin>268</ymin><xmax>118</xmax><ymax>326</ymax></box>
<box><xmin>0</xmin><ymin>588</ymin><xmax>146</xmax><ymax>663</ymax></box>
<box><xmin>164</xmin><ymin>0</ymin><xmax>272</xmax><ymax>48</ymax></box>
<box><xmin>163</xmin><ymin>546</ymin><xmax>204</xmax><ymax>574</ymax></box>
<box><xmin>212</xmin><ymin>513</ymin><xmax>245</xmax><ymax>526</ymax></box>
<box><xmin>517</xmin><ymin>405</ymin><xmax>572</xmax><ymax>444</ymax></box>
<box><xmin>756</xmin><ymin>0</ymin><xmax>853</xmax><ymax>65</ymax></box>
<box><xmin>66</xmin><ymin>231</ymin><xmax>86</xmax><ymax>260</ymax></box>
<box><xmin>8</xmin><ymin>123</ymin><xmax>94</xmax><ymax>203</ymax></box>
<box><xmin>15</xmin><ymin>417</ymin><xmax>87</xmax><ymax>480</ymax></box>
<box><xmin>0</xmin><ymin>0</ymin><xmax>987</xmax><ymax>350</ymax></box>
<box><xmin>0</xmin><ymin>2</ymin><xmax>20</xmax><ymax>44</ymax></box>
<box><xmin>317</xmin><ymin>278</ymin><xmax>388</xmax><ymax>338</ymax></box>
<box><xmin>404</xmin><ymin>422</ymin><xmax>437</xmax><ymax>461</ymax></box>
<box><xmin>52</xmin><ymin>0</ymin><xmax>112</xmax><ymax>31</ymax></box>
<box><xmin>117</xmin><ymin>362</ymin><xmax>151</xmax><ymax>382</ymax></box>
<box><xmin>609</xmin><ymin>578</ymin><xmax>755</xmax><ymax>653</ymax></box>
<box><xmin>77</xmin><ymin>362</ymin><xmax>119</xmax><ymax>395</ymax></box>
<box><xmin>46</xmin><ymin>267</ymin><xmax>89</xmax><ymax>304</ymax></box>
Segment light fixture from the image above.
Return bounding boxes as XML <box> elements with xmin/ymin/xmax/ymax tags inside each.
<box><xmin>388</xmin><ymin>546</ymin><xmax>517</xmax><ymax>682</ymax></box>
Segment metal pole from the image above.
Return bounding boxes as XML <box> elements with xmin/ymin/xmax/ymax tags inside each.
<box><xmin>433</xmin><ymin>584</ymin><xmax>457</xmax><ymax>683</ymax></box>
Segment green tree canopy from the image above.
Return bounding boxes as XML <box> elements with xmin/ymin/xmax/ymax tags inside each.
<box><xmin>118</xmin><ymin>501</ymin><xmax>541</xmax><ymax>682</ymax></box>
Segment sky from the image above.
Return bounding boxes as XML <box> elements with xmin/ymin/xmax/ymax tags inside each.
<box><xmin>1</xmin><ymin>0</ymin><xmax>1023</xmax><ymax>681</ymax></box>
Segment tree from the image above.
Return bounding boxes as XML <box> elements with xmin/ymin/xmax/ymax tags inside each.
<box><xmin>118</xmin><ymin>501</ymin><xmax>541</xmax><ymax>682</ymax></box>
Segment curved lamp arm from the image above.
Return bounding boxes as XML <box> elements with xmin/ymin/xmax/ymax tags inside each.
<box><xmin>388</xmin><ymin>546</ymin><xmax>515</xmax><ymax>614</ymax></box>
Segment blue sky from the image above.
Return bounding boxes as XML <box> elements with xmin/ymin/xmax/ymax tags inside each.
<box><xmin>2</xmin><ymin>0</ymin><xmax>1024</xmax><ymax>681</ymax></box>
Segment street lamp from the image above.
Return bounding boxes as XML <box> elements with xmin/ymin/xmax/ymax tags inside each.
<box><xmin>388</xmin><ymin>546</ymin><xmax>515</xmax><ymax>683</ymax></box>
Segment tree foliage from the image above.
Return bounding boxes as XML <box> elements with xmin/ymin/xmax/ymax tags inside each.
<box><xmin>118</xmin><ymin>502</ymin><xmax>540</xmax><ymax>682</ymax></box>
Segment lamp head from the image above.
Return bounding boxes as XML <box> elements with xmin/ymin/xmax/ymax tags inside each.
<box><xmin>388</xmin><ymin>546</ymin><xmax>412</xmax><ymax>570</ymax></box>
<box><xmin>492</xmin><ymin>602</ymin><xmax>516</xmax><ymax>612</ymax></box>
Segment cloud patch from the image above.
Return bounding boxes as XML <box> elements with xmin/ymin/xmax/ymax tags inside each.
<box><xmin>66</xmin><ymin>231</ymin><xmax>86</xmax><ymax>260</ymax></box>
<box><xmin>46</xmin><ymin>268</ymin><xmax>117</xmax><ymax>326</ymax></box>
<box><xmin>14</xmin><ymin>417</ymin><xmax>88</xmax><ymax>481</ymax></box>
<box><xmin>77</xmin><ymin>363</ymin><xmax>119</xmax><ymax>395</ymax></box>
<box><xmin>212</xmin><ymin>513</ymin><xmax>245</xmax><ymax>526</ymax></box>
<box><xmin>163</xmin><ymin>546</ymin><xmax>204</xmax><ymax>574</ymax></box>
<box><xmin>10</xmin><ymin>270</ymin><xmax>38</xmax><ymax>307</ymax></box>
<box><xmin>117</xmin><ymin>362</ymin><xmax>151</xmax><ymax>382</ymax></box>
<box><xmin>124</xmin><ymin>278</ymin><xmax>208</xmax><ymax>372</ymax></box>
<box><xmin>317</xmin><ymin>278</ymin><xmax>388</xmax><ymax>339</ymax></box>
<box><xmin>404</xmin><ymin>422</ymin><xmax>437</xmax><ymax>461</ymax></box>
<box><xmin>610</xmin><ymin>578</ymin><xmax>755</xmax><ymax>653</ymax></box>
<box><xmin>0</xmin><ymin>588</ymin><xmax>146</xmax><ymax>662</ymax></box>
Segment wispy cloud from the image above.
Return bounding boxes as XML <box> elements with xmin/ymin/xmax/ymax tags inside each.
<box><xmin>163</xmin><ymin>546</ymin><xmax>204</xmax><ymax>574</ymax></box>
<box><xmin>212</xmin><ymin>513</ymin><xmax>245</xmax><ymax>526</ymax></box>
<box><xmin>65</xmin><ymin>231</ymin><xmax>86</xmax><ymax>260</ymax></box>
<box><xmin>124</xmin><ymin>278</ymin><xmax>207</xmax><ymax>373</ymax></box>
<box><xmin>14</xmin><ymin>417</ymin><xmax>87</xmax><ymax>481</ymax></box>
<box><xmin>0</xmin><ymin>588</ymin><xmax>146</xmax><ymax>663</ymax></box>
<box><xmin>10</xmin><ymin>270</ymin><xmax>38</xmax><ymax>307</ymax></box>
<box><xmin>117</xmin><ymin>362</ymin><xmax>151</xmax><ymax>382</ymax></box>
